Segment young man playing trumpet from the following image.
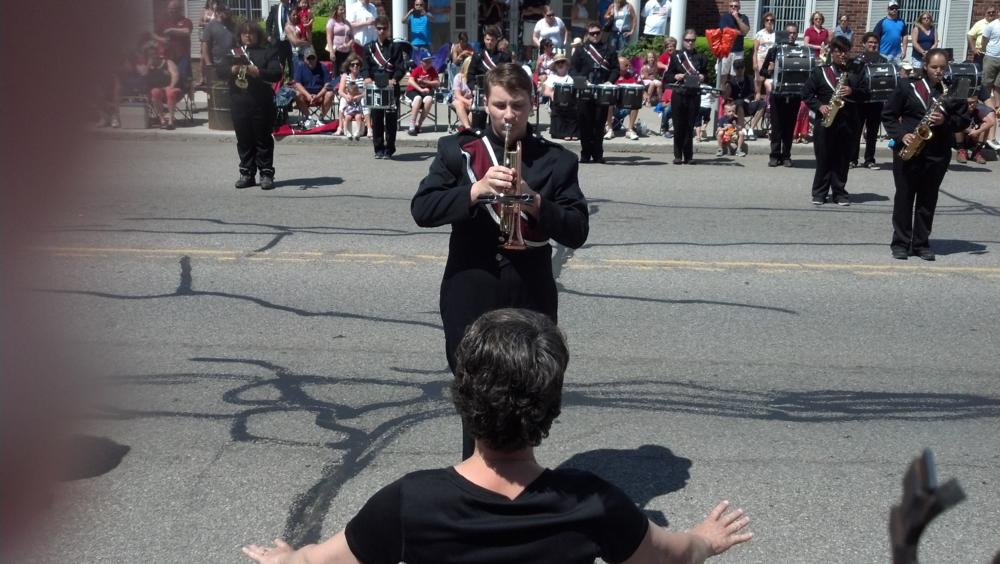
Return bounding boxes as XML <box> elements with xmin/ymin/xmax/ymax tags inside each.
<box><xmin>411</xmin><ymin>63</ymin><xmax>589</xmax><ymax>459</ymax></box>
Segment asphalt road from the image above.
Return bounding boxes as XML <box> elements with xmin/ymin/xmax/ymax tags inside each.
<box><xmin>27</xmin><ymin>137</ymin><xmax>1000</xmax><ymax>563</ymax></box>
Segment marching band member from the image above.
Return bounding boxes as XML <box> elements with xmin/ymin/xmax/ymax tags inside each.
<box><xmin>571</xmin><ymin>20</ymin><xmax>619</xmax><ymax>164</ymax></box>
<box><xmin>760</xmin><ymin>23</ymin><xmax>801</xmax><ymax>167</ymax></box>
<box><xmin>411</xmin><ymin>63</ymin><xmax>589</xmax><ymax>458</ymax></box>
<box><xmin>882</xmin><ymin>48</ymin><xmax>970</xmax><ymax>261</ymax></box>
<box><xmin>852</xmin><ymin>32</ymin><xmax>887</xmax><ymax>169</ymax></box>
<box><xmin>228</xmin><ymin>22</ymin><xmax>283</xmax><ymax>190</ymax></box>
<box><xmin>466</xmin><ymin>26</ymin><xmax>512</xmax><ymax>130</ymax></box>
<box><xmin>664</xmin><ymin>28</ymin><xmax>706</xmax><ymax>164</ymax></box>
<box><xmin>801</xmin><ymin>36</ymin><xmax>869</xmax><ymax>206</ymax></box>
<box><xmin>363</xmin><ymin>16</ymin><xmax>405</xmax><ymax>159</ymax></box>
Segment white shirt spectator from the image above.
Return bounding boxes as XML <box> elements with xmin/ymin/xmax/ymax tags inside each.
<box><xmin>544</xmin><ymin>73</ymin><xmax>574</xmax><ymax>88</ymax></box>
<box><xmin>642</xmin><ymin>0</ymin><xmax>670</xmax><ymax>37</ymax></box>
<box><xmin>453</xmin><ymin>73</ymin><xmax>472</xmax><ymax>98</ymax></box>
<box><xmin>754</xmin><ymin>28</ymin><xmax>775</xmax><ymax>65</ymax></box>
<box><xmin>348</xmin><ymin>0</ymin><xmax>378</xmax><ymax>46</ymax></box>
<box><xmin>984</xmin><ymin>19</ymin><xmax>1000</xmax><ymax>57</ymax></box>
<box><xmin>534</xmin><ymin>16</ymin><xmax>568</xmax><ymax>49</ymax></box>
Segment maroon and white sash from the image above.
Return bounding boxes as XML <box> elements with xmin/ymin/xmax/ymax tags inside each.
<box><xmin>585</xmin><ymin>44</ymin><xmax>610</xmax><ymax>71</ymax></box>
<box><xmin>911</xmin><ymin>78</ymin><xmax>931</xmax><ymax>111</ymax></box>
<box><xmin>680</xmin><ymin>52</ymin><xmax>697</xmax><ymax>75</ymax></box>
<box><xmin>483</xmin><ymin>50</ymin><xmax>498</xmax><ymax>69</ymax></box>
<box><xmin>372</xmin><ymin>42</ymin><xmax>394</xmax><ymax>70</ymax></box>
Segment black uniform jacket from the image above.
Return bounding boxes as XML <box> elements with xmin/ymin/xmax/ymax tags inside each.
<box><xmin>570</xmin><ymin>41</ymin><xmax>619</xmax><ymax>85</ymax></box>
<box><xmin>663</xmin><ymin>49</ymin><xmax>707</xmax><ymax>97</ymax></box>
<box><xmin>467</xmin><ymin>48</ymin><xmax>513</xmax><ymax>84</ymax></box>
<box><xmin>224</xmin><ymin>45</ymin><xmax>282</xmax><ymax>99</ymax></box>
<box><xmin>881</xmin><ymin>78</ymin><xmax>971</xmax><ymax>162</ymax></box>
<box><xmin>364</xmin><ymin>39</ymin><xmax>406</xmax><ymax>85</ymax></box>
<box><xmin>411</xmin><ymin>126</ymin><xmax>589</xmax><ymax>283</ymax></box>
<box><xmin>801</xmin><ymin>63</ymin><xmax>869</xmax><ymax>126</ymax></box>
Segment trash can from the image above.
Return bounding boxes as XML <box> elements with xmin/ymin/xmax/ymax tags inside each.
<box><xmin>208</xmin><ymin>81</ymin><xmax>233</xmax><ymax>131</ymax></box>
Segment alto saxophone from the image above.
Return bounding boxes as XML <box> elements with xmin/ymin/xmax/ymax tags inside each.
<box><xmin>899</xmin><ymin>82</ymin><xmax>949</xmax><ymax>161</ymax></box>
<box><xmin>821</xmin><ymin>67</ymin><xmax>849</xmax><ymax>128</ymax></box>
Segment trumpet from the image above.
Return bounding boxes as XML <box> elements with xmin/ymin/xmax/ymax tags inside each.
<box><xmin>231</xmin><ymin>47</ymin><xmax>250</xmax><ymax>89</ymax></box>
<box><xmin>899</xmin><ymin>82</ymin><xmax>949</xmax><ymax>161</ymax></box>
<box><xmin>498</xmin><ymin>122</ymin><xmax>526</xmax><ymax>251</ymax></box>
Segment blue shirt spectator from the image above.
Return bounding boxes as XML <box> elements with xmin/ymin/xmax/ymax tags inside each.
<box><xmin>719</xmin><ymin>2</ymin><xmax>750</xmax><ymax>54</ymax></box>
<box><xmin>294</xmin><ymin>51</ymin><xmax>331</xmax><ymax>93</ymax></box>
<box><xmin>403</xmin><ymin>0</ymin><xmax>431</xmax><ymax>49</ymax></box>
<box><xmin>874</xmin><ymin>2</ymin><xmax>908</xmax><ymax>61</ymax></box>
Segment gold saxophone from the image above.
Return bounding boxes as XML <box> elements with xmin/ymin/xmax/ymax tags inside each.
<box><xmin>899</xmin><ymin>82</ymin><xmax>949</xmax><ymax>161</ymax></box>
<box><xmin>821</xmin><ymin>67</ymin><xmax>849</xmax><ymax>128</ymax></box>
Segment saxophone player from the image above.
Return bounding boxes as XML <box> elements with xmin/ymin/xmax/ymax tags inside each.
<box><xmin>881</xmin><ymin>48</ymin><xmax>971</xmax><ymax>261</ymax></box>
<box><xmin>802</xmin><ymin>36</ymin><xmax>869</xmax><ymax>206</ymax></box>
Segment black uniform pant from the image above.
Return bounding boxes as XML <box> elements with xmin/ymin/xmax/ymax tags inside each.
<box><xmin>371</xmin><ymin>106</ymin><xmax>398</xmax><ymax>155</ymax></box>
<box><xmin>769</xmin><ymin>95</ymin><xmax>799</xmax><ymax>161</ymax></box>
<box><xmin>440</xmin><ymin>263</ymin><xmax>558</xmax><ymax>459</ymax></box>
<box><xmin>671</xmin><ymin>93</ymin><xmax>699</xmax><ymax>161</ymax></box>
<box><xmin>578</xmin><ymin>99</ymin><xmax>609</xmax><ymax>160</ymax></box>
<box><xmin>851</xmin><ymin>102</ymin><xmax>883</xmax><ymax>164</ymax></box>
<box><xmin>232</xmin><ymin>94</ymin><xmax>276</xmax><ymax>177</ymax></box>
<box><xmin>811</xmin><ymin>118</ymin><xmax>854</xmax><ymax>200</ymax></box>
<box><xmin>891</xmin><ymin>154</ymin><xmax>948</xmax><ymax>252</ymax></box>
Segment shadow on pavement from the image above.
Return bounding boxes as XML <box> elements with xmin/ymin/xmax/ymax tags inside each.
<box><xmin>932</xmin><ymin>239</ymin><xmax>989</xmax><ymax>256</ymax></box>
<box><xmin>557</xmin><ymin>445</ymin><xmax>692</xmax><ymax>527</ymax></box>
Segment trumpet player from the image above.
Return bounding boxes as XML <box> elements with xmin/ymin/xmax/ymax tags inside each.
<box><xmin>411</xmin><ymin>63</ymin><xmax>589</xmax><ymax>459</ymax></box>
<box><xmin>881</xmin><ymin>49</ymin><xmax>971</xmax><ymax>261</ymax></box>
<box><xmin>228</xmin><ymin>22</ymin><xmax>282</xmax><ymax>190</ymax></box>
<box><xmin>801</xmin><ymin>36</ymin><xmax>868</xmax><ymax>206</ymax></box>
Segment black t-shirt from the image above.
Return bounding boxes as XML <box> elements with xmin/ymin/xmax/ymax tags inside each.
<box><xmin>204</xmin><ymin>20</ymin><xmax>235</xmax><ymax>64</ymax></box>
<box><xmin>345</xmin><ymin>467</ymin><xmax>649</xmax><ymax>564</ymax></box>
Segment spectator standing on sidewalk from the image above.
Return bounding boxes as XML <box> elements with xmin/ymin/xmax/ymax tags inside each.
<box><xmin>873</xmin><ymin>1</ymin><xmax>908</xmax><ymax>64</ymax></box>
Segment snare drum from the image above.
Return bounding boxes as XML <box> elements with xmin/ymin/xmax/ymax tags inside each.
<box><xmin>618</xmin><ymin>84</ymin><xmax>644</xmax><ymax>110</ymax></box>
<box><xmin>773</xmin><ymin>45</ymin><xmax>814</xmax><ymax>96</ymax></box>
<box><xmin>364</xmin><ymin>85</ymin><xmax>396</xmax><ymax>110</ymax></box>
<box><xmin>552</xmin><ymin>83</ymin><xmax>576</xmax><ymax>107</ymax></box>
<box><xmin>576</xmin><ymin>85</ymin><xmax>595</xmax><ymax>101</ymax></box>
<box><xmin>865</xmin><ymin>63</ymin><xmax>898</xmax><ymax>103</ymax></box>
<box><xmin>947</xmin><ymin>63</ymin><xmax>981</xmax><ymax>98</ymax></box>
<box><xmin>594</xmin><ymin>84</ymin><xmax>618</xmax><ymax>106</ymax></box>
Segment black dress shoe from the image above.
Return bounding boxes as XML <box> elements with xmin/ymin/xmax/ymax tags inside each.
<box><xmin>234</xmin><ymin>174</ymin><xmax>255</xmax><ymax>189</ymax></box>
<box><xmin>374</xmin><ymin>151</ymin><xmax>385</xmax><ymax>159</ymax></box>
<box><xmin>783</xmin><ymin>159</ymin><xmax>793</xmax><ymax>167</ymax></box>
<box><xmin>891</xmin><ymin>248</ymin><xmax>909</xmax><ymax>260</ymax></box>
<box><xmin>592</xmin><ymin>155</ymin><xmax>605</xmax><ymax>164</ymax></box>
<box><xmin>914</xmin><ymin>248</ymin><xmax>936</xmax><ymax>261</ymax></box>
<box><xmin>580</xmin><ymin>154</ymin><xmax>592</xmax><ymax>163</ymax></box>
<box><xmin>685</xmin><ymin>159</ymin><xmax>696</xmax><ymax>165</ymax></box>
<box><xmin>768</xmin><ymin>158</ymin><xmax>780</xmax><ymax>167</ymax></box>
<box><xmin>259</xmin><ymin>176</ymin><xmax>275</xmax><ymax>190</ymax></box>
<box><xmin>673</xmin><ymin>158</ymin><xmax>683</xmax><ymax>164</ymax></box>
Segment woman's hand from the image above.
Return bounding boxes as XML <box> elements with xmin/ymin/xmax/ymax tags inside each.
<box><xmin>688</xmin><ymin>500</ymin><xmax>753</xmax><ymax>556</ymax></box>
<box><xmin>902</xmin><ymin>133</ymin><xmax>916</xmax><ymax>146</ymax></box>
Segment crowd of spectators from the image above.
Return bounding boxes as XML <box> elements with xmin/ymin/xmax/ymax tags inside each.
<box><xmin>96</xmin><ymin>0</ymin><xmax>999</xmax><ymax>167</ymax></box>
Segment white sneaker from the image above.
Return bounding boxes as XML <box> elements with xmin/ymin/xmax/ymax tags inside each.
<box><xmin>736</xmin><ymin>150</ymin><xmax>747</xmax><ymax>157</ymax></box>
<box><xmin>626</xmin><ymin>129</ymin><xmax>639</xmax><ymax>140</ymax></box>
<box><xmin>715</xmin><ymin>148</ymin><xmax>724</xmax><ymax>156</ymax></box>
<box><xmin>604</xmin><ymin>128</ymin><xmax>614</xmax><ymax>140</ymax></box>
<box><xmin>988</xmin><ymin>139</ymin><xmax>1000</xmax><ymax>150</ymax></box>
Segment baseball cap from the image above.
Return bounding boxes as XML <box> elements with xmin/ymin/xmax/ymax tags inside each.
<box><xmin>302</xmin><ymin>46</ymin><xmax>317</xmax><ymax>59</ymax></box>
<box><xmin>888</xmin><ymin>1</ymin><xmax>899</xmax><ymax>8</ymax></box>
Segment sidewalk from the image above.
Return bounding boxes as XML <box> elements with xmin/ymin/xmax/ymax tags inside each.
<box><xmin>98</xmin><ymin>93</ymin><xmax>900</xmax><ymax>159</ymax></box>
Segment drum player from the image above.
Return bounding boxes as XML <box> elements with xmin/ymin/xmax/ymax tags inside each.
<box><xmin>466</xmin><ymin>26</ymin><xmax>513</xmax><ymax>130</ymax></box>
<box><xmin>571</xmin><ymin>20</ymin><xmax>619</xmax><ymax>164</ymax></box>
<box><xmin>759</xmin><ymin>23</ymin><xmax>802</xmax><ymax>167</ymax></box>
<box><xmin>801</xmin><ymin>35</ymin><xmax>869</xmax><ymax>206</ymax></box>
<box><xmin>852</xmin><ymin>32</ymin><xmax>888</xmax><ymax>170</ymax></box>
<box><xmin>540</xmin><ymin>53</ymin><xmax>579</xmax><ymax>140</ymax></box>
<box><xmin>410</xmin><ymin>63</ymin><xmax>589</xmax><ymax>458</ymax></box>
<box><xmin>664</xmin><ymin>28</ymin><xmax>707</xmax><ymax>164</ymax></box>
<box><xmin>363</xmin><ymin>16</ymin><xmax>406</xmax><ymax>159</ymax></box>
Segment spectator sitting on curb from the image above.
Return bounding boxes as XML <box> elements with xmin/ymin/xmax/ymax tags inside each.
<box><xmin>406</xmin><ymin>53</ymin><xmax>440</xmax><ymax>135</ymax></box>
<box><xmin>716</xmin><ymin>101</ymin><xmax>746</xmax><ymax>156</ymax></box>
<box><xmin>293</xmin><ymin>46</ymin><xmax>335</xmax><ymax>127</ymax></box>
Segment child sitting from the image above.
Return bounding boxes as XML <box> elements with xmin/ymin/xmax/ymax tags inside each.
<box><xmin>716</xmin><ymin>102</ymin><xmax>746</xmax><ymax>157</ymax></box>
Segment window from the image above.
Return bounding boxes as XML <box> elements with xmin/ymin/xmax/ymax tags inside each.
<box><xmin>759</xmin><ymin>0</ymin><xmax>807</xmax><ymax>33</ymax></box>
<box><xmin>229</xmin><ymin>0</ymin><xmax>263</xmax><ymax>23</ymax></box>
<box><xmin>896</xmin><ymin>0</ymin><xmax>941</xmax><ymax>28</ymax></box>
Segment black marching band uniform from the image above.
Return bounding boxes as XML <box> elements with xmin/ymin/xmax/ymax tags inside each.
<box><xmin>801</xmin><ymin>60</ymin><xmax>869</xmax><ymax>204</ymax></box>
<box><xmin>881</xmin><ymin>76</ymin><xmax>970</xmax><ymax>258</ymax></box>
<box><xmin>364</xmin><ymin>38</ymin><xmax>406</xmax><ymax>158</ymax></box>
<box><xmin>227</xmin><ymin>44</ymin><xmax>283</xmax><ymax>187</ymax></box>
<box><xmin>663</xmin><ymin>47</ymin><xmax>706</xmax><ymax>164</ymax></box>
<box><xmin>411</xmin><ymin>126</ymin><xmax>589</xmax><ymax>458</ymax></box>
<box><xmin>466</xmin><ymin>47</ymin><xmax>512</xmax><ymax>129</ymax></box>
<box><xmin>760</xmin><ymin>43</ymin><xmax>801</xmax><ymax>166</ymax></box>
<box><xmin>570</xmin><ymin>38</ymin><xmax>618</xmax><ymax>163</ymax></box>
<box><xmin>853</xmin><ymin>50</ymin><xmax>887</xmax><ymax>168</ymax></box>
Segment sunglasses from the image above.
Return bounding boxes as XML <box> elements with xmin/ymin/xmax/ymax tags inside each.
<box><xmin>683</xmin><ymin>38</ymin><xmax>695</xmax><ymax>42</ymax></box>
<box><xmin>764</xmin><ymin>18</ymin><xmax>774</xmax><ymax>22</ymax></box>
<box><xmin>588</xmin><ymin>30</ymin><xmax>601</xmax><ymax>35</ymax></box>
<box><xmin>349</xmin><ymin>62</ymin><xmax>361</xmax><ymax>66</ymax></box>
<box><xmin>375</xmin><ymin>26</ymin><xmax>386</xmax><ymax>30</ymax></box>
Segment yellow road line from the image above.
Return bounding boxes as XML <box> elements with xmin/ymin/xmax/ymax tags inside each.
<box><xmin>33</xmin><ymin>246</ymin><xmax>1000</xmax><ymax>276</ymax></box>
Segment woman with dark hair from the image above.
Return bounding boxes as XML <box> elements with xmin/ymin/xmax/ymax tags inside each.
<box><xmin>244</xmin><ymin>308</ymin><xmax>753</xmax><ymax>564</ymax></box>
<box><xmin>229</xmin><ymin>22</ymin><xmax>282</xmax><ymax>190</ymax></box>
<box><xmin>882</xmin><ymin>48</ymin><xmax>971</xmax><ymax>260</ymax></box>
<box><xmin>803</xmin><ymin>11</ymin><xmax>830</xmax><ymax>60</ymax></box>
<box><xmin>909</xmin><ymin>11</ymin><xmax>938</xmax><ymax>71</ymax></box>
<box><xmin>325</xmin><ymin>3</ymin><xmax>354</xmax><ymax>79</ymax></box>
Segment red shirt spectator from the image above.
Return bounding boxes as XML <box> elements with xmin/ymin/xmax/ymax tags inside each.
<box><xmin>155</xmin><ymin>1</ymin><xmax>193</xmax><ymax>62</ymax></box>
<box><xmin>407</xmin><ymin>62</ymin><xmax>439</xmax><ymax>92</ymax></box>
